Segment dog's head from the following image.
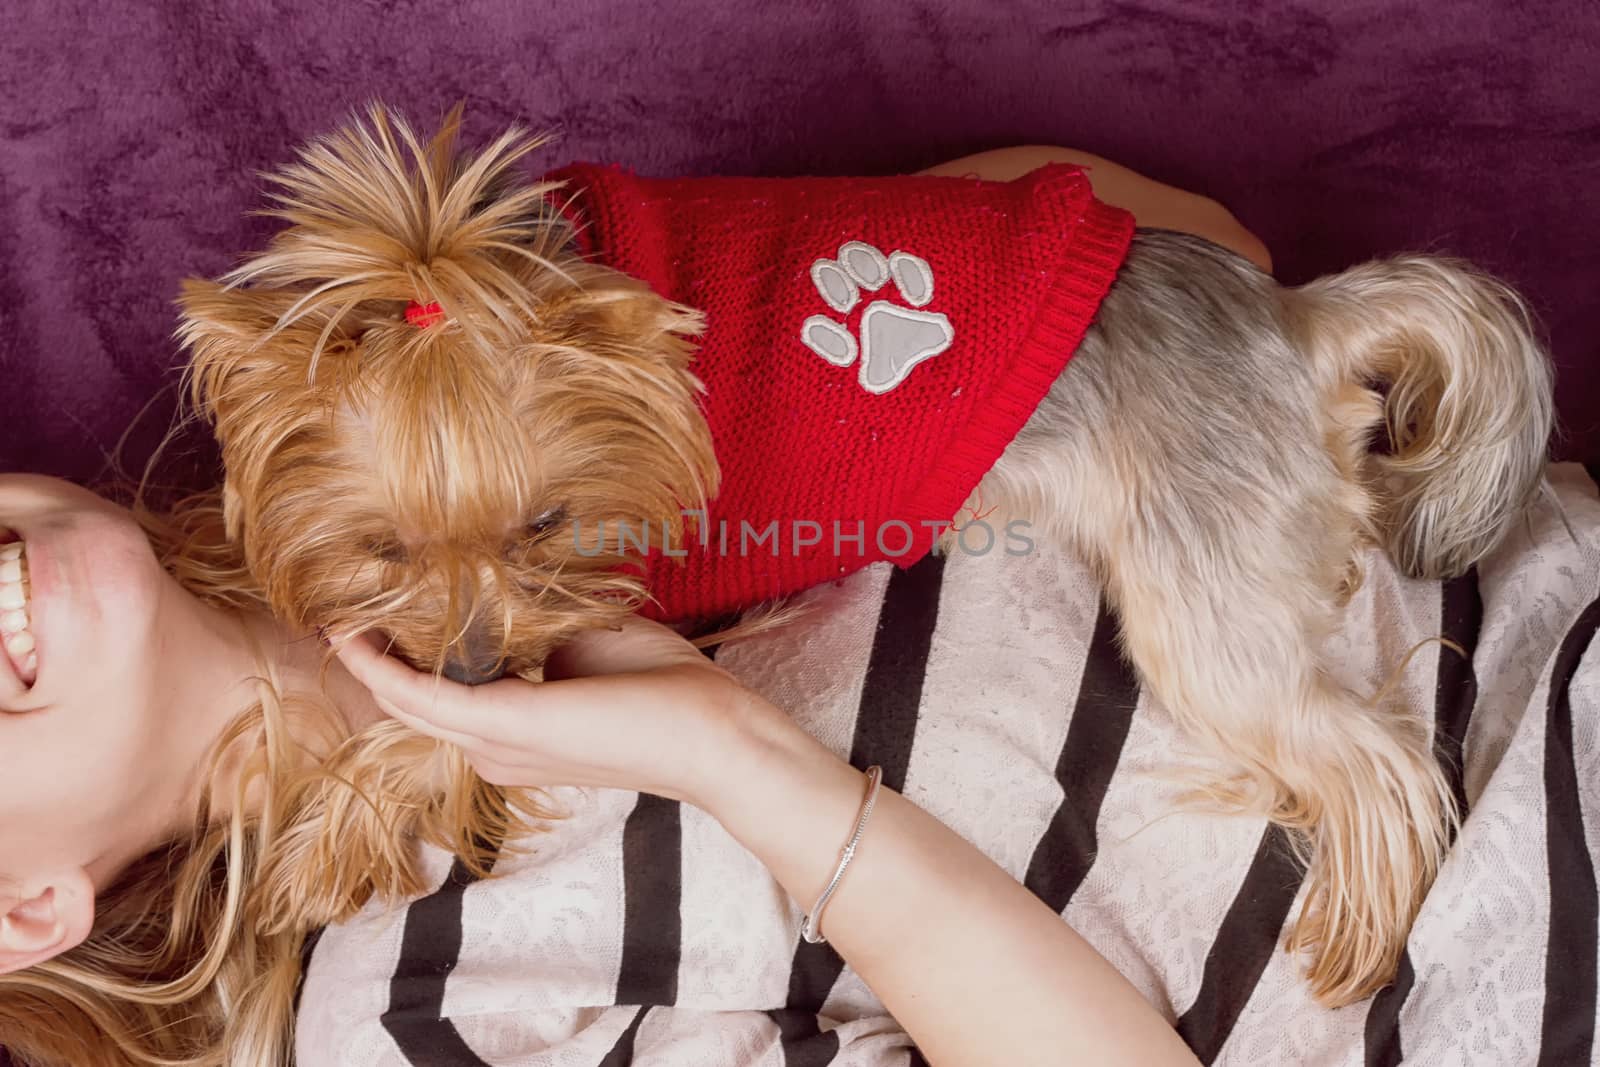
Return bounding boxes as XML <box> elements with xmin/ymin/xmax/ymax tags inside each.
<box><xmin>179</xmin><ymin>106</ymin><xmax>716</xmax><ymax>681</ymax></box>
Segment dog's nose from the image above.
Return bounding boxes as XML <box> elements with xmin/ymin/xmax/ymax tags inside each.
<box><xmin>441</xmin><ymin>655</ymin><xmax>507</xmax><ymax>686</ymax></box>
<box><xmin>438</xmin><ymin>615</ymin><xmax>510</xmax><ymax>686</ymax></box>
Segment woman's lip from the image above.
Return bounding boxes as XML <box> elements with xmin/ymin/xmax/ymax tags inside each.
<box><xmin>0</xmin><ymin>638</ymin><xmax>31</xmax><ymax>689</ymax></box>
<box><xmin>0</xmin><ymin>622</ymin><xmax>20</xmax><ymax>690</ymax></box>
<box><xmin>0</xmin><ymin>590</ymin><xmax>22</xmax><ymax>694</ymax></box>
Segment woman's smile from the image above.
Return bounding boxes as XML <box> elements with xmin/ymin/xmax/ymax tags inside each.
<box><xmin>0</xmin><ymin>531</ymin><xmax>36</xmax><ymax>687</ymax></box>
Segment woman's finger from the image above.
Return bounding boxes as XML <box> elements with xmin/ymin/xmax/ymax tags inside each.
<box><xmin>368</xmin><ymin>690</ymin><xmax>490</xmax><ymax>752</ymax></box>
<box><xmin>334</xmin><ymin>631</ymin><xmax>507</xmax><ymax>736</ymax></box>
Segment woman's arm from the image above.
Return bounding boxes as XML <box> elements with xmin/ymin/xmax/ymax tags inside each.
<box><xmin>336</xmin><ymin>623</ymin><xmax>1199</xmax><ymax>1067</ymax></box>
<box><xmin>704</xmin><ymin>698</ymin><xmax>1198</xmax><ymax>1067</ymax></box>
<box><xmin>923</xmin><ymin>145</ymin><xmax>1272</xmax><ymax>273</ymax></box>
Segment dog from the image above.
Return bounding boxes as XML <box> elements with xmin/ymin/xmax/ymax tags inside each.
<box><xmin>178</xmin><ymin>107</ymin><xmax>1554</xmax><ymax>1007</ymax></box>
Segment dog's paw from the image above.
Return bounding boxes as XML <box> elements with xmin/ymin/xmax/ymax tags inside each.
<box><xmin>801</xmin><ymin>241</ymin><xmax>954</xmax><ymax>394</ymax></box>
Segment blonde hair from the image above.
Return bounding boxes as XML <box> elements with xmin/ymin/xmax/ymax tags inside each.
<box><xmin>0</xmin><ymin>490</ymin><xmax>551</xmax><ymax>1066</ymax></box>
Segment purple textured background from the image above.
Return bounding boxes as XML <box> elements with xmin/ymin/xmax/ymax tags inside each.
<box><xmin>2</xmin><ymin>0</ymin><xmax>1598</xmax><ymax>487</ymax></box>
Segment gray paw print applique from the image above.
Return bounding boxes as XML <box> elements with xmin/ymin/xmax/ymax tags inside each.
<box><xmin>801</xmin><ymin>241</ymin><xmax>955</xmax><ymax>394</ymax></box>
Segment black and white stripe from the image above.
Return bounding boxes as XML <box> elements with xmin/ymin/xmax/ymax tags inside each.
<box><xmin>1022</xmin><ymin>599</ymin><xmax>1140</xmax><ymax>913</ymax></box>
<box><xmin>380</xmin><ymin>855</ymin><xmax>498</xmax><ymax>1066</ymax></box>
<box><xmin>298</xmin><ymin>464</ymin><xmax>1600</xmax><ymax>1067</ymax></box>
<box><xmin>1536</xmin><ymin>592</ymin><xmax>1600</xmax><ymax>1066</ymax></box>
<box><xmin>593</xmin><ymin>618</ymin><xmax>736</xmax><ymax>1063</ymax></box>
<box><xmin>777</xmin><ymin>553</ymin><xmax>947</xmax><ymax>1063</ymax></box>
<box><xmin>1174</xmin><ymin>824</ymin><xmax>1303</xmax><ymax>1064</ymax></box>
<box><xmin>596</xmin><ymin>1007</ymin><xmax>648</xmax><ymax>1067</ymax></box>
<box><xmin>1538</xmin><ymin>462</ymin><xmax>1600</xmax><ymax>1065</ymax></box>
<box><xmin>1363</xmin><ymin>569</ymin><xmax>1483</xmax><ymax>1066</ymax></box>
<box><xmin>613</xmin><ymin>793</ymin><xmax>684</xmax><ymax>1009</ymax></box>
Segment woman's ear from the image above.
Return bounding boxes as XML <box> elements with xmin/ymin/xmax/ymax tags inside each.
<box><xmin>0</xmin><ymin>868</ymin><xmax>95</xmax><ymax>974</ymax></box>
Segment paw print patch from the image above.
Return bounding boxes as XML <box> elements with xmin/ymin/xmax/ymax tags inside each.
<box><xmin>801</xmin><ymin>241</ymin><xmax>954</xmax><ymax>394</ymax></box>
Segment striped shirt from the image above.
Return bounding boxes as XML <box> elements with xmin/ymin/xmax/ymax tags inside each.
<box><xmin>296</xmin><ymin>463</ymin><xmax>1600</xmax><ymax>1066</ymax></box>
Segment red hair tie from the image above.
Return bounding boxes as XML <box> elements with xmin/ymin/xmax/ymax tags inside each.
<box><xmin>405</xmin><ymin>300</ymin><xmax>445</xmax><ymax>328</ymax></box>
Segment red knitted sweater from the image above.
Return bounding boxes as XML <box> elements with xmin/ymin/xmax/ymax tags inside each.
<box><xmin>549</xmin><ymin>163</ymin><xmax>1134</xmax><ymax>621</ymax></box>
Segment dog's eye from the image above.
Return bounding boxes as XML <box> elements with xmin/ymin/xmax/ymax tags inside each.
<box><xmin>524</xmin><ymin>506</ymin><xmax>568</xmax><ymax>540</ymax></box>
<box><xmin>362</xmin><ymin>535</ymin><xmax>409</xmax><ymax>563</ymax></box>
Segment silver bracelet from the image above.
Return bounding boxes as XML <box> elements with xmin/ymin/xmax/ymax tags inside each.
<box><xmin>802</xmin><ymin>765</ymin><xmax>884</xmax><ymax>945</ymax></box>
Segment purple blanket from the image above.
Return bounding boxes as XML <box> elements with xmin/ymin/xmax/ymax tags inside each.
<box><xmin>3</xmin><ymin>1</ymin><xmax>1597</xmax><ymax>485</ymax></box>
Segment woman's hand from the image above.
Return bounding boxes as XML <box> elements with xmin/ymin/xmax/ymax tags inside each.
<box><xmin>333</xmin><ymin>618</ymin><xmax>767</xmax><ymax>805</ymax></box>
<box><xmin>336</xmin><ymin>618</ymin><xmax>1198</xmax><ymax>1066</ymax></box>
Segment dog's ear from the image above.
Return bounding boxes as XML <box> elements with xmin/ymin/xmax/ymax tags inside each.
<box><xmin>177</xmin><ymin>278</ymin><xmax>304</xmax><ymax>355</ymax></box>
<box><xmin>541</xmin><ymin>276</ymin><xmax>706</xmax><ymax>369</ymax></box>
<box><xmin>177</xmin><ymin>278</ymin><xmax>363</xmax><ymax>403</ymax></box>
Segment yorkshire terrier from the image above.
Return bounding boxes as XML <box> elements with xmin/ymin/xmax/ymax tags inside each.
<box><xmin>178</xmin><ymin>107</ymin><xmax>1554</xmax><ymax>1006</ymax></box>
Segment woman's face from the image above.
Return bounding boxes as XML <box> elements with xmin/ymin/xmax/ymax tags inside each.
<box><xmin>0</xmin><ymin>474</ymin><xmax>202</xmax><ymax>905</ymax></box>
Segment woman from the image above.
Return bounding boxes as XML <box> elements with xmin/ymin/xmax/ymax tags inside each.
<box><xmin>0</xmin><ymin>150</ymin><xmax>1264</xmax><ymax>1066</ymax></box>
<box><xmin>0</xmin><ymin>478</ymin><xmax>1200</xmax><ymax>1067</ymax></box>
<box><xmin>0</xmin><ymin>472</ymin><xmax>553</xmax><ymax>1065</ymax></box>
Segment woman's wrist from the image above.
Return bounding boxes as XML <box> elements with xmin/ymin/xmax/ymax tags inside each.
<box><xmin>681</xmin><ymin>685</ymin><xmax>829</xmax><ymax>811</ymax></box>
<box><xmin>682</xmin><ymin>688</ymin><xmax>871</xmax><ymax>902</ymax></box>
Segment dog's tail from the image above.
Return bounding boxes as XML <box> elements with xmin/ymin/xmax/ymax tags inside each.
<box><xmin>1273</xmin><ymin>672</ymin><xmax>1457</xmax><ymax>1005</ymax></box>
<box><xmin>1284</xmin><ymin>256</ymin><xmax>1554</xmax><ymax>577</ymax></box>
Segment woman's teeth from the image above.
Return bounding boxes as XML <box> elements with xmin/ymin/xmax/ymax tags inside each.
<box><xmin>0</xmin><ymin>541</ymin><xmax>36</xmax><ymax>683</ymax></box>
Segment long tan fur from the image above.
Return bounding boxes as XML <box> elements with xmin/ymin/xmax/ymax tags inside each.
<box><xmin>968</xmin><ymin>231</ymin><xmax>1550</xmax><ymax>1005</ymax></box>
<box><xmin>180</xmin><ymin>105</ymin><xmax>716</xmax><ymax>682</ymax></box>
<box><xmin>1288</xmin><ymin>255</ymin><xmax>1555</xmax><ymax>578</ymax></box>
<box><xmin>172</xmin><ymin>109</ymin><xmax>1555</xmax><ymax>1022</ymax></box>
